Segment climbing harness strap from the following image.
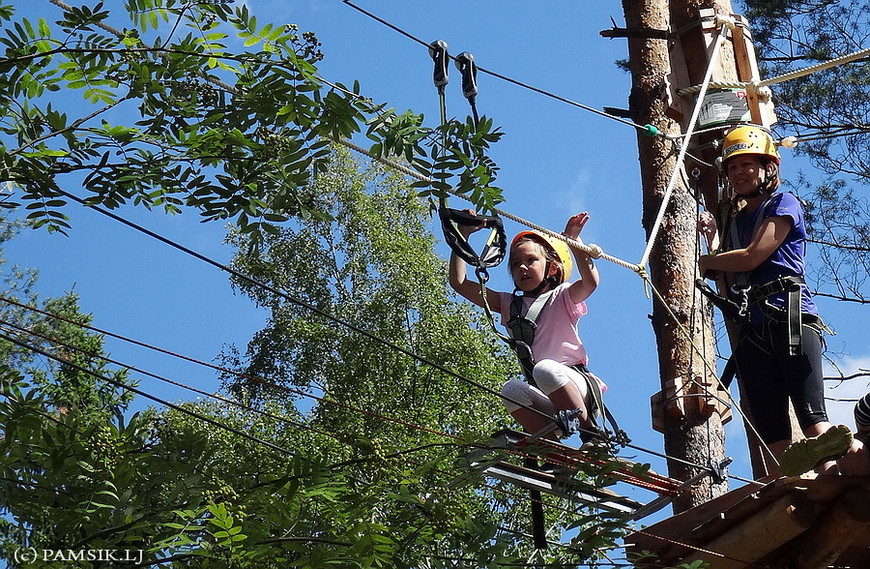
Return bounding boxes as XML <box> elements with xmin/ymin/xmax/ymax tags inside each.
<box><xmin>752</xmin><ymin>275</ymin><xmax>805</xmax><ymax>355</ymax></box>
<box><xmin>505</xmin><ymin>289</ymin><xmax>627</xmax><ymax>445</ymax></box>
<box><xmin>695</xmin><ymin>278</ymin><xmax>744</xmax><ymax>323</ymax></box>
<box><xmin>505</xmin><ymin>291</ymin><xmax>555</xmax><ymax>385</ymax></box>
<box><xmin>725</xmin><ymin>195</ymin><xmax>775</xmax><ymax>290</ymax></box>
<box><xmin>574</xmin><ymin>363</ymin><xmax>629</xmax><ymax>447</ymax></box>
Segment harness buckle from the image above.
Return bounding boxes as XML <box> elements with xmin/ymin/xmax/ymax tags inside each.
<box><xmin>729</xmin><ymin>284</ymin><xmax>751</xmax><ymax>318</ymax></box>
<box><xmin>554</xmin><ymin>408</ymin><xmax>582</xmax><ymax>437</ymax></box>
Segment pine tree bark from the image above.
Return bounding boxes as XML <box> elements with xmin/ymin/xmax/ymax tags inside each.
<box><xmin>621</xmin><ymin>0</ymin><xmax>731</xmax><ymax>512</ymax></box>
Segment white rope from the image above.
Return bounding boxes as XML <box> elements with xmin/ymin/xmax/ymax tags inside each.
<box><xmin>678</xmin><ymin>45</ymin><xmax>870</xmax><ymax>96</ymax></box>
<box><xmin>638</xmin><ymin>23</ymin><xmax>732</xmax><ymax>269</ymax></box>
<box><xmin>337</xmin><ymin>139</ymin><xmax>643</xmax><ymax>273</ymax></box>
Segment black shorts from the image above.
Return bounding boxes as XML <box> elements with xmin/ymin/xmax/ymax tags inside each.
<box><xmin>734</xmin><ymin>321</ymin><xmax>828</xmax><ymax>444</ymax></box>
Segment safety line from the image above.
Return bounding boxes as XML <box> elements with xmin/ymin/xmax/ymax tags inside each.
<box><xmin>1</xmin><ymin>295</ymin><xmax>740</xmax><ymax>490</ymax></box>
<box><xmin>638</xmin><ymin>21</ymin><xmax>731</xmax><ymax>269</ymax></box>
<box><xmin>678</xmin><ymin>45</ymin><xmax>870</xmax><ymax>96</ymax></box>
<box><xmin>0</xmin><ymin>297</ymin><xmax>463</xmax><ymax>443</ymax></box>
<box><xmin>339</xmin><ymin>0</ymin><xmax>661</xmax><ymax>138</ymax></box>
<box><xmin>336</xmin><ymin>138</ymin><xmax>643</xmax><ymax>273</ymax></box>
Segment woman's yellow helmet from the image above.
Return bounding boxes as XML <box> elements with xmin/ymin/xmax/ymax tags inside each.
<box><xmin>721</xmin><ymin>125</ymin><xmax>780</xmax><ymax>165</ymax></box>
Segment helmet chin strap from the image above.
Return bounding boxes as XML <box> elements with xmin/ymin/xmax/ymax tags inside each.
<box><xmin>516</xmin><ymin>260</ymin><xmax>558</xmax><ymax>297</ymax></box>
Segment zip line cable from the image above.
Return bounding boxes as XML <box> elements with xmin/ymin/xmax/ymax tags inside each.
<box><xmin>339</xmin><ymin>0</ymin><xmax>662</xmax><ymax>139</ymax></box>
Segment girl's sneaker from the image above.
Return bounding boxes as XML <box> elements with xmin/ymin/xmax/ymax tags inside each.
<box><xmin>779</xmin><ymin>424</ymin><xmax>854</xmax><ymax>476</ymax></box>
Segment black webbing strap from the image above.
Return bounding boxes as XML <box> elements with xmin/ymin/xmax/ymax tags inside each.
<box><xmin>719</xmin><ymin>354</ymin><xmax>737</xmax><ymax>389</ymax></box>
<box><xmin>785</xmin><ymin>280</ymin><xmax>802</xmax><ymax>356</ymax></box>
<box><xmin>695</xmin><ymin>279</ymin><xmax>745</xmax><ymax>323</ymax></box>
<box><xmin>439</xmin><ymin>207</ymin><xmax>506</xmax><ymax>269</ymax></box>
<box><xmin>726</xmin><ymin>195</ymin><xmax>776</xmax><ymax>291</ymax></box>
<box><xmin>574</xmin><ymin>364</ymin><xmax>629</xmax><ymax>446</ymax></box>
<box><xmin>525</xmin><ymin>456</ymin><xmax>548</xmax><ymax>549</ymax></box>
<box><xmin>506</xmin><ymin>291</ymin><xmax>555</xmax><ymax>386</ymax></box>
<box><xmin>749</xmin><ymin>275</ymin><xmax>805</xmax><ymax>356</ymax></box>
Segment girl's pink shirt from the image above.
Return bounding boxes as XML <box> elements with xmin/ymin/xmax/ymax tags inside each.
<box><xmin>498</xmin><ymin>282</ymin><xmax>589</xmax><ymax>367</ymax></box>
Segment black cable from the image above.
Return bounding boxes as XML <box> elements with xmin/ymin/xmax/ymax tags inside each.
<box><xmin>49</xmin><ymin>187</ymin><xmax>554</xmax><ymax>425</ymax></box>
<box><xmin>2</xmin><ymin>297</ymin><xmax>739</xmax><ymax>491</ymax></box>
<box><xmin>0</xmin><ymin>295</ymin><xmax>468</xmax><ymax>445</ymax></box>
<box><xmin>0</xmin><ymin>318</ymin><xmax>321</xmax><ymax>433</ymax></box>
<box><xmin>340</xmin><ymin>0</ymin><xmax>658</xmax><ymax>137</ymax></box>
<box><xmin>0</xmin><ymin>329</ymin><xmax>298</xmax><ymax>457</ymax></box>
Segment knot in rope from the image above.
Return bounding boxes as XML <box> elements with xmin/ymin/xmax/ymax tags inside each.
<box><xmin>586</xmin><ymin>243</ymin><xmax>604</xmax><ymax>259</ymax></box>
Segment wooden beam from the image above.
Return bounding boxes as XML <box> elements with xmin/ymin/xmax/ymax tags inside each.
<box><xmin>787</xmin><ymin>487</ymin><xmax>870</xmax><ymax>569</ymax></box>
<box><xmin>679</xmin><ymin>491</ymin><xmax>816</xmax><ymax>569</ymax></box>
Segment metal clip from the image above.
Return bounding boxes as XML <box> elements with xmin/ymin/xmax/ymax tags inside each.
<box><xmin>428</xmin><ymin>40</ymin><xmax>449</xmax><ymax>90</ymax></box>
<box><xmin>729</xmin><ymin>284</ymin><xmax>751</xmax><ymax>318</ymax></box>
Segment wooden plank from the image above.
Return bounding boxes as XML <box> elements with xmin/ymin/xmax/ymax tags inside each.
<box><xmin>627</xmin><ymin>476</ymin><xmax>870</xmax><ymax>568</ymax></box>
<box><xmin>679</xmin><ymin>492</ymin><xmax>816</xmax><ymax>569</ymax></box>
<box><xmin>625</xmin><ymin>479</ymin><xmax>766</xmax><ymax>555</ymax></box>
<box><xmin>787</xmin><ymin>487</ymin><xmax>870</xmax><ymax>569</ymax></box>
<box><xmin>730</xmin><ymin>24</ymin><xmax>762</xmax><ymax>126</ymax></box>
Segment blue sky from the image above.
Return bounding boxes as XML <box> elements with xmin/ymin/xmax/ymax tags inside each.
<box><xmin>6</xmin><ymin>0</ymin><xmax>869</xmax><ymax>523</ymax></box>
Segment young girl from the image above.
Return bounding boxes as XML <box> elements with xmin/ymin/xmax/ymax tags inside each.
<box><xmin>449</xmin><ymin>211</ymin><xmax>602</xmax><ymax>440</ymax></box>
<box><xmin>697</xmin><ymin>125</ymin><xmax>855</xmax><ymax>477</ymax></box>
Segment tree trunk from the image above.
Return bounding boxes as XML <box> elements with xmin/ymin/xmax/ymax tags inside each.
<box><xmin>621</xmin><ymin>0</ymin><xmax>730</xmax><ymax>512</ymax></box>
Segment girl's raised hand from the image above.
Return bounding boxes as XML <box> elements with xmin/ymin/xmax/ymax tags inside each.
<box><xmin>563</xmin><ymin>212</ymin><xmax>590</xmax><ymax>240</ymax></box>
<box><xmin>457</xmin><ymin>209</ymin><xmax>487</xmax><ymax>238</ymax></box>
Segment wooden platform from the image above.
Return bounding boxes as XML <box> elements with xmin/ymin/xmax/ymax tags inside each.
<box><xmin>625</xmin><ymin>475</ymin><xmax>870</xmax><ymax>568</ymax></box>
<box><xmin>460</xmin><ymin>429</ymin><xmax>686</xmax><ymax>520</ymax></box>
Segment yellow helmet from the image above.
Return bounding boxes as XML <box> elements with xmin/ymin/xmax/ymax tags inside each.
<box><xmin>511</xmin><ymin>230</ymin><xmax>573</xmax><ymax>283</ymax></box>
<box><xmin>721</xmin><ymin>125</ymin><xmax>780</xmax><ymax>165</ymax></box>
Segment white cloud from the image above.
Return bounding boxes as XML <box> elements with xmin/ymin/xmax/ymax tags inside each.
<box><xmin>825</xmin><ymin>354</ymin><xmax>870</xmax><ymax>427</ymax></box>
